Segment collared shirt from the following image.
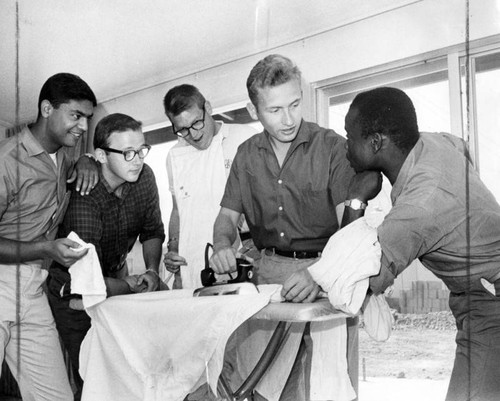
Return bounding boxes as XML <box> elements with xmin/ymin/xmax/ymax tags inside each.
<box><xmin>50</xmin><ymin>163</ymin><xmax>165</xmax><ymax>283</ymax></box>
<box><xmin>222</xmin><ymin>120</ymin><xmax>355</xmax><ymax>252</ymax></box>
<box><xmin>0</xmin><ymin>126</ymin><xmax>71</xmax><ymax>251</ymax></box>
<box><xmin>378</xmin><ymin>132</ymin><xmax>500</xmax><ymax>293</ymax></box>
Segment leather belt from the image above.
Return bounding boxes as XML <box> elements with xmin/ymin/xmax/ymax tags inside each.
<box><xmin>239</xmin><ymin>231</ymin><xmax>252</xmax><ymax>242</ymax></box>
<box><xmin>265</xmin><ymin>248</ymin><xmax>321</xmax><ymax>259</ymax></box>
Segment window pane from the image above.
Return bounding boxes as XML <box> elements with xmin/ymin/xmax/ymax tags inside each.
<box><xmin>328</xmin><ymin>76</ymin><xmax>451</xmax><ymax>137</ymax></box>
<box><xmin>474</xmin><ymin>52</ymin><xmax>500</xmax><ymax>202</ymax></box>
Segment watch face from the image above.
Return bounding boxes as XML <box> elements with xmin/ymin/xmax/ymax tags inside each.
<box><xmin>346</xmin><ymin>199</ymin><xmax>366</xmax><ymax>210</ymax></box>
<box><xmin>350</xmin><ymin>199</ymin><xmax>362</xmax><ymax>210</ymax></box>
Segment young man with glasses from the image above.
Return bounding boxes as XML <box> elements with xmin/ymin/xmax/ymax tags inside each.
<box><xmin>163</xmin><ymin>84</ymin><xmax>257</xmax><ymax>289</ymax></box>
<box><xmin>48</xmin><ymin>113</ymin><xmax>165</xmax><ymax>399</ymax></box>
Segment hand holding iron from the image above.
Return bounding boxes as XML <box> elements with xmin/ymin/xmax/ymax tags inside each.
<box><xmin>210</xmin><ymin>244</ymin><xmax>238</xmax><ymax>274</ymax></box>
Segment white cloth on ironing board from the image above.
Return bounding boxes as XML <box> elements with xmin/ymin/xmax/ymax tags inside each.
<box><xmin>167</xmin><ymin>122</ymin><xmax>256</xmax><ymax>289</ymax></box>
<box><xmin>79</xmin><ymin>285</ymin><xmax>281</xmax><ymax>401</ymax></box>
<box><xmin>67</xmin><ymin>231</ymin><xmax>106</xmax><ymax>309</ymax></box>
<box><xmin>308</xmin><ymin>216</ymin><xmax>393</xmax><ymax>341</ymax></box>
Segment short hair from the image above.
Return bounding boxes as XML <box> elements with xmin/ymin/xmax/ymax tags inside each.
<box><xmin>93</xmin><ymin>113</ymin><xmax>143</xmax><ymax>150</ymax></box>
<box><xmin>163</xmin><ymin>84</ymin><xmax>206</xmax><ymax>117</ymax></box>
<box><xmin>349</xmin><ymin>87</ymin><xmax>420</xmax><ymax>152</ymax></box>
<box><xmin>37</xmin><ymin>73</ymin><xmax>97</xmax><ymax>118</ymax></box>
<box><xmin>246</xmin><ymin>54</ymin><xmax>301</xmax><ymax>107</ymax></box>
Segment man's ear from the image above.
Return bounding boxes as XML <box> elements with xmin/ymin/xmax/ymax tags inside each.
<box><xmin>246</xmin><ymin>102</ymin><xmax>259</xmax><ymax>121</ymax></box>
<box><xmin>371</xmin><ymin>132</ymin><xmax>384</xmax><ymax>153</ymax></box>
<box><xmin>40</xmin><ymin>100</ymin><xmax>53</xmax><ymax>118</ymax></box>
<box><xmin>94</xmin><ymin>148</ymin><xmax>107</xmax><ymax>164</ymax></box>
<box><xmin>205</xmin><ymin>100</ymin><xmax>213</xmax><ymax>116</ymax></box>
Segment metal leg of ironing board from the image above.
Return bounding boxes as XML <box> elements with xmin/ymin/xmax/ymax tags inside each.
<box><xmin>217</xmin><ymin>320</ymin><xmax>291</xmax><ymax>401</ymax></box>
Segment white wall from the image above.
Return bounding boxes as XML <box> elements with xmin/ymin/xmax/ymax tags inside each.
<box><xmin>114</xmin><ymin>0</ymin><xmax>500</xmax><ymax>272</ymax></box>
<box><xmin>96</xmin><ymin>0</ymin><xmax>500</xmax><ymax>128</ymax></box>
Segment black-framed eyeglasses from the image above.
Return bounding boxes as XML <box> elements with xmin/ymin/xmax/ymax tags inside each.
<box><xmin>174</xmin><ymin>107</ymin><xmax>206</xmax><ymax>138</ymax></box>
<box><xmin>101</xmin><ymin>145</ymin><xmax>151</xmax><ymax>161</ymax></box>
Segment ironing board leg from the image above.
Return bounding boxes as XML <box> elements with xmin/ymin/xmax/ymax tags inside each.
<box><xmin>218</xmin><ymin>321</ymin><xmax>291</xmax><ymax>401</ymax></box>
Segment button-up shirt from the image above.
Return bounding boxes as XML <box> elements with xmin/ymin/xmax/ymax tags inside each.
<box><xmin>222</xmin><ymin>120</ymin><xmax>354</xmax><ymax>252</ymax></box>
<box><xmin>378</xmin><ymin>132</ymin><xmax>500</xmax><ymax>293</ymax></box>
<box><xmin>50</xmin><ymin>163</ymin><xmax>165</xmax><ymax>285</ymax></box>
<box><xmin>0</xmin><ymin>127</ymin><xmax>72</xmax><ymax>268</ymax></box>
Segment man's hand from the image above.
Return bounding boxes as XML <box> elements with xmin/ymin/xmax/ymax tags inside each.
<box><xmin>67</xmin><ymin>155</ymin><xmax>99</xmax><ymax>196</ymax></box>
<box><xmin>47</xmin><ymin>238</ymin><xmax>89</xmax><ymax>267</ymax></box>
<box><xmin>136</xmin><ymin>270</ymin><xmax>160</xmax><ymax>292</ymax></box>
<box><xmin>281</xmin><ymin>269</ymin><xmax>320</xmax><ymax>303</ymax></box>
<box><xmin>123</xmin><ymin>275</ymin><xmax>146</xmax><ymax>293</ymax></box>
<box><xmin>348</xmin><ymin>170</ymin><xmax>383</xmax><ymax>203</ymax></box>
<box><xmin>163</xmin><ymin>251</ymin><xmax>187</xmax><ymax>274</ymax></box>
<box><xmin>210</xmin><ymin>245</ymin><xmax>238</xmax><ymax>274</ymax></box>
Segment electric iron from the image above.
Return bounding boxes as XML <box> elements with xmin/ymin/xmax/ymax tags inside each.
<box><xmin>193</xmin><ymin>243</ymin><xmax>259</xmax><ymax>297</ymax></box>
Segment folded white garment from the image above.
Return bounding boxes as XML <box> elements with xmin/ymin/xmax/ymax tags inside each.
<box><xmin>67</xmin><ymin>231</ymin><xmax>107</xmax><ymax>309</ymax></box>
<box><xmin>308</xmin><ymin>217</ymin><xmax>393</xmax><ymax>341</ymax></box>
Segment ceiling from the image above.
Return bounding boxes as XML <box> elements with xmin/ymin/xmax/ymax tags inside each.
<box><xmin>0</xmin><ymin>0</ymin><xmax>418</xmax><ymax>127</ymax></box>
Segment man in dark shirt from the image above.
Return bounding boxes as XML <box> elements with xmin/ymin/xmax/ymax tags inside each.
<box><xmin>48</xmin><ymin>113</ymin><xmax>165</xmax><ymax>398</ymax></box>
<box><xmin>210</xmin><ymin>54</ymin><xmax>380</xmax><ymax>401</ymax></box>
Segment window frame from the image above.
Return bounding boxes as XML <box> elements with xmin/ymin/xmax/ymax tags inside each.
<box><xmin>313</xmin><ymin>34</ymin><xmax>500</xmax><ymax>169</ymax></box>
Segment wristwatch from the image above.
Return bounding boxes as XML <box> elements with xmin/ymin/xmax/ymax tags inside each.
<box><xmin>344</xmin><ymin>199</ymin><xmax>367</xmax><ymax>210</ymax></box>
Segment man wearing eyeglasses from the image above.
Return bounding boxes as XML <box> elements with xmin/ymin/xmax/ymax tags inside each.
<box><xmin>163</xmin><ymin>84</ymin><xmax>257</xmax><ymax>289</ymax></box>
<box><xmin>48</xmin><ymin>113</ymin><xmax>165</xmax><ymax>399</ymax></box>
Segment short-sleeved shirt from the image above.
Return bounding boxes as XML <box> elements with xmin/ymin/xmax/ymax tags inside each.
<box><xmin>49</xmin><ymin>163</ymin><xmax>165</xmax><ymax>287</ymax></box>
<box><xmin>0</xmin><ymin>127</ymin><xmax>71</xmax><ymax>268</ymax></box>
<box><xmin>221</xmin><ymin>120</ymin><xmax>355</xmax><ymax>252</ymax></box>
<box><xmin>378</xmin><ymin>132</ymin><xmax>500</xmax><ymax>293</ymax></box>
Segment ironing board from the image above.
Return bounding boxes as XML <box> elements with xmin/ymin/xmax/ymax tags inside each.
<box><xmin>216</xmin><ymin>298</ymin><xmax>351</xmax><ymax>401</ymax></box>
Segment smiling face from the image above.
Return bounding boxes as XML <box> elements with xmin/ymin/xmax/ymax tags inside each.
<box><xmin>168</xmin><ymin>103</ymin><xmax>217</xmax><ymax>150</ymax></box>
<box><xmin>44</xmin><ymin>99</ymin><xmax>94</xmax><ymax>152</ymax></box>
<box><xmin>98</xmin><ymin>129</ymin><xmax>147</xmax><ymax>189</ymax></box>
<box><xmin>248</xmin><ymin>79</ymin><xmax>302</xmax><ymax>146</ymax></box>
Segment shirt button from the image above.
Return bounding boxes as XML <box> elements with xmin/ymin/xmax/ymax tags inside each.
<box><xmin>278</xmin><ymin>206</ymin><xmax>283</xmax><ymax>211</ymax></box>
<box><xmin>280</xmin><ymin>232</ymin><xmax>285</xmax><ymax>237</ymax></box>
<box><xmin>278</xmin><ymin>179</ymin><xmax>283</xmax><ymax>184</ymax></box>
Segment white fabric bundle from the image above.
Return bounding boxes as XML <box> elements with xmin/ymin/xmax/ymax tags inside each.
<box><xmin>67</xmin><ymin>231</ymin><xmax>107</xmax><ymax>309</ymax></box>
<box><xmin>308</xmin><ymin>217</ymin><xmax>393</xmax><ymax>341</ymax></box>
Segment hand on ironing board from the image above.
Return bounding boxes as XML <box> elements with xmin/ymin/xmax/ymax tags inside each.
<box><xmin>282</xmin><ymin>269</ymin><xmax>320</xmax><ymax>303</ymax></box>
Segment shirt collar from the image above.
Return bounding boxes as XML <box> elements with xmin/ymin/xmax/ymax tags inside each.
<box><xmin>258</xmin><ymin>119</ymin><xmax>308</xmax><ymax>151</ymax></box>
<box><xmin>98</xmin><ymin>168</ymin><xmax>131</xmax><ymax>199</ymax></box>
<box><xmin>390</xmin><ymin>136</ymin><xmax>423</xmax><ymax>202</ymax></box>
<box><xmin>20</xmin><ymin>126</ymin><xmax>48</xmax><ymax>157</ymax></box>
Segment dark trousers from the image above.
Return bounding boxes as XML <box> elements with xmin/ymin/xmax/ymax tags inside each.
<box><xmin>48</xmin><ymin>290</ymin><xmax>91</xmax><ymax>401</ymax></box>
<box><xmin>446</xmin><ymin>288</ymin><xmax>500</xmax><ymax>401</ymax></box>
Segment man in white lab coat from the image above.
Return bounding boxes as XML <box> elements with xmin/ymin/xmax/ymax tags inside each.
<box><xmin>163</xmin><ymin>84</ymin><xmax>258</xmax><ymax>289</ymax></box>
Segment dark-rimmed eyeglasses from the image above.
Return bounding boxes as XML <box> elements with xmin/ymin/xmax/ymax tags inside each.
<box><xmin>101</xmin><ymin>145</ymin><xmax>151</xmax><ymax>161</ymax></box>
<box><xmin>174</xmin><ymin>108</ymin><xmax>206</xmax><ymax>138</ymax></box>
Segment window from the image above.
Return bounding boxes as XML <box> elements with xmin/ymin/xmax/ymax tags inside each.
<box><xmin>462</xmin><ymin>51</ymin><xmax>500</xmax><ymax>202</ymax></box>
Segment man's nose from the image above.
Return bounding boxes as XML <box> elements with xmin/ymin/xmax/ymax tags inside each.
<box><xmin>189</xmin><ymin>127</ymin><xmax>203</xmax><ymax>140</ymax></box>
<box><xmin>78</xmin><ymin>117</ymin><xmax>88</xmax><ymax>132</ymax></box>
<box><xmin>282</xmin><ymin>109</ymin><xmax>294</xmax><ymax>126</ymax></box>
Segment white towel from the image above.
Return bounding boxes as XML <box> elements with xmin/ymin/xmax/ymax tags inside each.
<box><xmin>308</xmin><ymin>217</ymin><xmax>393</xmax><ymax>341</ymax></box>
<box><xmin>67</xmin><ymin>231</ymin><xmax>107</xmax><ymax>309</ymax></box>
